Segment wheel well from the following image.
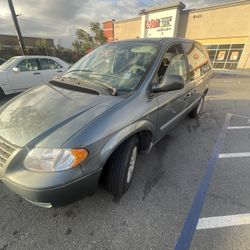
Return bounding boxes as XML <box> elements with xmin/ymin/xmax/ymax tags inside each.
<box><xmin>100</xmin><ymin>130</ymin><xmax>153</xmax><ymax>182</ymax></box>
<box><xmin>137</xmin><ymin>130</ymin><xmax>153</xmax><ymax>152</ymax></box>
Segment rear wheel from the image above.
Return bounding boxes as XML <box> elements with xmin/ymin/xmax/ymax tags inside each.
<box><xmin>188</xmin><ymin>94</ymin><xmax>205</xmax><ymax>118</ymax></box>
<box><xmin>105</xmin><ymin>136</ymin><xmax>139</xmax><ymax>197</ymax></box>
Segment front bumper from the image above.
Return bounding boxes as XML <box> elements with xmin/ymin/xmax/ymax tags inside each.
<box><xmin>1</xmin><ymin>169</ymin><xmax>102</xmax><ymax>207</ymax></box>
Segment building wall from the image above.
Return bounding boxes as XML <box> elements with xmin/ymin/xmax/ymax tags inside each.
<box><xmin>178</xmin><ymin>1</ymin><xmax>250</xmax><ymax>69</ymax></box>
<box><xmin>0</xmin><ymin>34</ymin><xmax>54</xmax><ymax>49</ymax></box>
<box><xmin>103</xmin><ymin>20</ymin><xmax>114</xmax><ymax>43</ymax></box>
<box><xmin>108</xmin><ymin>1</ymin><xmax>250</xmax><ymax>69</ymax></box>
<box><xmin>114</xmin><ymin>18</ymin><xmax>141</xmax><ymax>41</ymax></box>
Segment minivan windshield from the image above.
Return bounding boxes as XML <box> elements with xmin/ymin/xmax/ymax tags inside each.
<box><xmin>0</xmin><ymin>57</ymin><xmax>18</xmax><ymax>71</ymax></box>
<box><xmin>64</xmin><ymin>42</ymin><xmax>159</xmax><ymax>91</ymax></box>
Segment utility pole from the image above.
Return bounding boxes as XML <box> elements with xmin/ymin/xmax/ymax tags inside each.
<box><xmin>8</xmin><ymin>0</ymin><xmax>25</xmax><ymax>55</ymax></box>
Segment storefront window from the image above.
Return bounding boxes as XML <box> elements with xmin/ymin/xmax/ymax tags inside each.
<box><xmin>204</xmin><ymin>43</ymin><xmax>245</xmax><ymax>69</ymax></box>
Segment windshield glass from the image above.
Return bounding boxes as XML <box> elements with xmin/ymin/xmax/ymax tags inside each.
<box><xmin>63</xmin><ymin>42</ymin><xmax>158</xmax><ymax>91</ymax></box>
<box><xmin>0</xmin><ymin>57</ymin><xmax>18</xmax><ymax>71</ymax></box>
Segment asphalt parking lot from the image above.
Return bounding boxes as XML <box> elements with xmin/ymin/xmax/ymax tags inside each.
<box><xmin>0</xmin><ymin>74</ymin><xmax>250</xmax><ymax>250</ymax></box>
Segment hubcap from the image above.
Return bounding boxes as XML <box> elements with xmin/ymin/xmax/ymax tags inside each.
<box><xmin>126</xmin><ymin>146</ymin><xmax>138</xmax><ymax>184</ymax></box>
<box><xmin>197</xmin><ymin>96</ymin><xmax>204</xmax><ymax>115</ymax></box>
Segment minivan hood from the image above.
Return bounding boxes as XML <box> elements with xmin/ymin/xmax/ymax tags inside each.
<box><xmin>0</xmin><ymin>84</ymin><xmax>123</xmax><ymax>147</ymax></box>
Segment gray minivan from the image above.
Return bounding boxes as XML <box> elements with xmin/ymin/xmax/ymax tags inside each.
<box><xmin>0</xmin><ymin>38</ymin><xmax>212</xmax><ymax>207</ymax></box>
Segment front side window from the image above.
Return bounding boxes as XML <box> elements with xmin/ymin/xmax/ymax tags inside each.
<box><xmin>63</xmin><ymin>42</ymin><xmax>159</xmax><ymax>91</ymax></box>
<box><xmin>16</xmin><ymin>59</ymin><xmax>38</xmax><ymax>72</ymax></box>
<box><xmin>155</xmin><ymin>44</ymin><xmax>187</xmax><ymax>84</ymax></box>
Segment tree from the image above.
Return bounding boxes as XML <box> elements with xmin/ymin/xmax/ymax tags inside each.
<box><xmin>90</xmin><ymin>22</ymin><xmax>107</xmax><ymax>45</ymax></box>
<box><xmin>72</xmin><ymin>22</ymin><xmax>107</xmax><ymax>54</ymax></box>
<box><xmin>35</xmin><ymin>39</ymin><xmax>49</xmax><ymax>55</ymax></box>
<box><xmin>75</xmin><ymin>28</ymin><xmax>93</xmax><ymax>51</ymax></box>
<box><xmin>72</xmin><ymin>40</ymin><xmax>83</xmax><ymax>56</ymax></box>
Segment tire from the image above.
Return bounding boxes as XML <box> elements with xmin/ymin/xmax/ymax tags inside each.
<box><xmin>0</xmin><ymin>88</ymin><xmax>4</xmax><ymax>100</ymax></box>
<box><xmin>105</xmin><ymin>136</ymin><xmax>139</xmax><ymax>197</ymax></box>
<box><xmin>188</xmin><ymin>94</ymin><xmax>205</xmax><ymax>118</ymax></box>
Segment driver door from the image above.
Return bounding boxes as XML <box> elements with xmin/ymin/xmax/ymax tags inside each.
<box><xmin>7</xmin><ymin>58</ymin><xmax>43</xmax><ymax>91</ymax></box>
<box><xmin>154</xmin><ymin>43</ymin><xmax>189</xmax><ymax>139</ymax></box>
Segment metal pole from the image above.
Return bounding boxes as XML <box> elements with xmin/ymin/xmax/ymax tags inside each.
<box><xmin>7</xmin><ymin>0</ymin><xmax>25</xmax><ymax>55</ymax></box>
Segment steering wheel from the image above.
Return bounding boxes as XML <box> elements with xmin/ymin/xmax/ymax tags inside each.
<box><xmin>129</xmin><ymin>65</ymin><xmax>146</xmax><ymax>74</ymax></box>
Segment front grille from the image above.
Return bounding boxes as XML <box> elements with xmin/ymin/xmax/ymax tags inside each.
<box><xmin>0</xmin><ymin>137</ymin><xmax>17</xmax><ymax>169</ymax></box>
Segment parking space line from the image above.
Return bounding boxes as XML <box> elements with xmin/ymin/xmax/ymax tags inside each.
<box><xmin>174</xmin><ymin>113</ymin><xmax>232</xmax><ymax>250</ymax></box>
<box><xmin>227</xmin><ymin>126</ymin><xmax>250</xmax><ymax>129</ymax></box>
<box><xmin>219</xmin><ymin>152</ymin><xmax>250</xmax><ymax>158</ymax></box>
<box><xmin>197</xmin><ymin>214</ymin><xmax>250</xmax><ymax>230</ymax></box>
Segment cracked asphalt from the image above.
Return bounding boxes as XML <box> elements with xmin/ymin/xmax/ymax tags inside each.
<box><xmin>0</xmin><ymin>74</ymin><xmax>250</xmax><ymax>250</ymax></box>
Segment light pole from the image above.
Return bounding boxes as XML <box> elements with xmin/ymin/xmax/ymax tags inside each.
<box><xmin>8</xmin><ymin>0</ymin><xmax>25</xmax><ymax>55</ymax></box>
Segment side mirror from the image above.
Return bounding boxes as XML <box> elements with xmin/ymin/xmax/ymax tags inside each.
<box><xmin>12</xmin><ymin>67</ymin><xmax>21</xmax><ymax>73</ymax></box>
<box><xmin>152</xmin><ymin>75</ymin><xmax>185</xmax><ymax>93</ymax></box>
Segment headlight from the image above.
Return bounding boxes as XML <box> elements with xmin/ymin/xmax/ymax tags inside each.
<box><xmin>24</xmin><ymin>148</ymin><xmax>88</xmax><ymax>172</ymax></box>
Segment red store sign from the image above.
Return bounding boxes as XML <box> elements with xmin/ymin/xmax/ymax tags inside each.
<box><xmin>145</xmin><ymin>19</ymin><xmax>160</xmax><ymax>29</ymax></box>
<box><xmin>145</xmin><ymin>16</ymin><xmax>173</xmax><ymax>29</ymax></box>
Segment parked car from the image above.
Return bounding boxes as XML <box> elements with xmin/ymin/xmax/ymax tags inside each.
<box><xmin>0</xmin><ymin>58</ymin><xmax>6</xmax><ymax>65</ymax></box>
<box><xmin>0</xmin><ymin>55</ymin><xmax>69</xmax><ymax>98</ymax></box>
<box><xmin>0</xmin><ymin>38</ymin><xmax>212</xmax><ymax>207</ymax></box>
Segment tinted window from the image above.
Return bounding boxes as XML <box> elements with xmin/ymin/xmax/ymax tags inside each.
<box><xmin>183</xmin><ymin>42</ymin><xmax>209</xmax><ymax>80</ymax></box>
<box><xmin>39</xmin><ymin>59</ymin><xmax>50</xmax><ymax>70</ymax></box>
<box><xmin>16</xmin><ymin>59</ymin><xmax>38</xmax><ymax>72</ymax></box>
<box><xmin>48</xmin><ymin>59</ymin><xmax>62</xmax><ymax>69</ymax></box>
<box><xmin>39</xmin><ymin>58</ymin><xmax>63</xmax><ymax>70</ymax></box>
<box><xmin>155</xmin><ymin>44</ymin><xmax>187</xmax><ymax>83</ymax></box>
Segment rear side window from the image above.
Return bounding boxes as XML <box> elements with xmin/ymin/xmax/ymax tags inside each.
<box><xmin>48</xmin><ymin>59</ymin><xmax>63</xmax><ymax>69</ymax></box>
<box><xmin>183</xmin><ymin>42</ymin><xmax>210</xmax><ymax>81</ymax></box>
<box><xmin>39</xmin><ymin>58</ymin><xmax>62</xmax><ymax>70</ymax></box>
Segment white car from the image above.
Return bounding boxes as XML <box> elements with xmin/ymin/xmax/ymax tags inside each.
<box><xmin>0</xmin><ymin>55</ymin><xmax>69</xmax><ymax>98</ymax></box>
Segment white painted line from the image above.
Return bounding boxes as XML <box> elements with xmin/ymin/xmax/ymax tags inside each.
<box><xmin>197</xmin><ymin>214</ymin><xmax>250</xmax><ymax>230</ymax></box>
<box><xmin>227</xmin><ymin>126</ymin><xmax>250</xmax><ymax>130</ymax></box>
<box><xmin>219</xmin><ymin>152</ymin><xmax>250</xmax><ymax>158</ymax></box>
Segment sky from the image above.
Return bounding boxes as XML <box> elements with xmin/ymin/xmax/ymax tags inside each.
<box><xmin>0</xmin><ymin>0</ymin><xmax>240</xmax><ymax>48</ymax></box>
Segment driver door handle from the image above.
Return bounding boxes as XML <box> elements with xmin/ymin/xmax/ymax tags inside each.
<box><xmin>33</xmin><ymin>72</ymin><xmax>40</xmax><ymax>75</ymax></box>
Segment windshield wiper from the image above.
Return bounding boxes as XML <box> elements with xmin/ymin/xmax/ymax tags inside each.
<box><xmin>64</xmin><ymin>70</ymin><xmax>118</xmax><ymax>96</ymax></box>
<box><xmin>66</xmin><ymin>69</ymin><xmax>93</xmax><ymax>74</ymax></box>
<box><xmin>77</xmin><ymin>74</ymin><xmax>118</xmax><ymax>96</ymax></box>
<box><xmin>93</xmin><ymin>78</ymin><xmax>118</xmax><ymax>96</ymax></box>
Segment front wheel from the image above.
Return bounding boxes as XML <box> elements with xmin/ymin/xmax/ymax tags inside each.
<box><xmin>105</xmin><ymin>136</ymin><xmax>139</xmax><ymax>198</ymax></box>
<box><xmin>188</xmin><ymin>94</ymin><xmax>205</xmax><ymax>118</ymax></box>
